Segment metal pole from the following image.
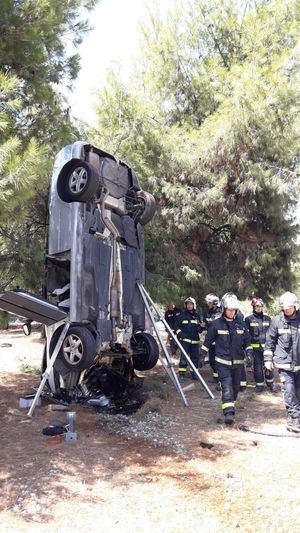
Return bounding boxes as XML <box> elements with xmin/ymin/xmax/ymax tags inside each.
<box><xmin>138</xmin><ymin>284</ymin><xmax>189</xmax><ymax>406</ymax></box>
<box><xmin>27</xmin><ymin>322</ymin><xmax>70</xmax><ymax>417</ymax></box>
<box><xmin>138</xmin><ymin>282</ymin><xmax>214</xmax><ymax>400</ymax></box>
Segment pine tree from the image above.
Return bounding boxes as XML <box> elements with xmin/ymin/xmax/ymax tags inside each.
<box><xmin>91</xmin><ymin>0</ymin><xmax>299</xmax><ymax>304</ymax></box>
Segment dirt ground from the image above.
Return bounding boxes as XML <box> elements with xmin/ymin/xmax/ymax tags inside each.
<box><xmin>0</xmin><ymin>329</ymin><xmax>300</xmax><ymax>533</ymax></box>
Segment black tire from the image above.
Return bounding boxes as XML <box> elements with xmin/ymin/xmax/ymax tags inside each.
<box><xmin>57</xmin><ymin>159</ymin><xmax>100</xmax><ymax>203</ymax></box>
<box><xmin>131</xmin><ymin>332</ymin><xmax>159</xmax><ymax>371</ymax></box>
<box><xmin>136</xmin><ymin>191</ymin><xmax>156</xmax><ymax>225</ymax></box>
<box><xmin>51</xmin><ymin>325</ymin><xmax>96</xmax><ymax>372</ymax></box>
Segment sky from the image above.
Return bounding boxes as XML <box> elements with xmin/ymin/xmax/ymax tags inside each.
<box><xmin>67</xmin><ymin>0</ymin><xmax>172</xmax><ymax>125</ymax></box>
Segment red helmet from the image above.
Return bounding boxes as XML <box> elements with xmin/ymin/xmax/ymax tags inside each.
<box><xmin>251</xmin><ymin>296</ymin><xmax>264</xmax><ymax>307</ymax></box>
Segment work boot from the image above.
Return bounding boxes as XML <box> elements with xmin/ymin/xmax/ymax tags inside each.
<box><xmin>224</xmin><ymin>412</ymin><xmax>235</xmax><ymax>426</ymax></box>
<box><xmin>240</xmin><ymin>385</ymin><xmax>247</xmax><ymax>392</ymax></box>
<box><xmin>286</xmin><ymin>415</ymin><xmax>300</xmax><ymax>433</ymax></box>
<box><xmin>179</xmin><ymin>374</ymin><xmax>185</xmax><ymax>383</ymax></box>
<box><xmin>268</xmin><ymin>382</ymin><xmax>277</xmax><ymax>393</ymax></box>
<box><xmin>255</xmin><ymin>385</ymin><xmax>264</xmax><ymax>393</ymax></box>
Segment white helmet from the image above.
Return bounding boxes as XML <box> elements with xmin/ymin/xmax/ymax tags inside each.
<box><xmin>221</xmin><ymin>292</ymin><xmax>240</xmax><ymax>312</ymax></box>
<box><xmin>205</xmin><ymin>294</ymin><xmax>220</xmax><ymax>306</ymax></box>
<box><xmin>185</xmin><ymin>296</ymin><xmax>196</xmax><ymax>308</ymax></box>
<box><xmin>279</xmin><ymin>292</ymin><xmax>299</xmax><ymax>310</ymax></box>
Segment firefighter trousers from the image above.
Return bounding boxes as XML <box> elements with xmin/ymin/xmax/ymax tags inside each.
<box><xmin>253</xmin><ymin>348</ymin><xmax>274</xmax><ymax>388</ymax></box>
<box><xmin>179</xmin><ymin>341</ymin><xmax>200</xmax><ymax>376</ymax></box>
<box><xmin>216</xmin><ymin>363</ymin><xmax>243</xmax><ymax>415</ymax></box>
<box><xmin>279</xmin><ymin>370</ymin><xmax>300</xmax><ymax>418</ymax></box>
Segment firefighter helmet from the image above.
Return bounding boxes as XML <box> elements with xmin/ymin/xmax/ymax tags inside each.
<box><xmin>279</xmin><ymin>292</ymin><xmax>299</xmax><ymax>310</ymax></box>
<box><xmin>205</xmin><ymin>294</ymin><xmax>220</xmax><ymax>306</ymax></box>
<box><xmin>251</xmin><ymin>296</ymin><xmax>264</xmax><ymax>307</ymax></box>
<box><xmin>221</xmin><ymin>292</ymin><xmax>240</xmax><ymax>312</ymax></box>
<box><xmin>184</xmin><ymin>296</ymin><xmax>196</xmax><ymax>308</ymax></box>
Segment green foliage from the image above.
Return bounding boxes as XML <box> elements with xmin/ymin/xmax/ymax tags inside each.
<box><xmin>91</xmin><ymin>0</ymin><xmax>299</xmax><ymax>304</ymax></box>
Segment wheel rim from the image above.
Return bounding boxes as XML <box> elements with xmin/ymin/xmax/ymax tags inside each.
<box><xmin>62</xmin><ymin>334</ymin><xmax>84</xmax><ymax>365</ymax></box>
<box><xmin>69</xmin><ymin>167</ymin><xmax>88</xmax><ymax>194</ymax></box>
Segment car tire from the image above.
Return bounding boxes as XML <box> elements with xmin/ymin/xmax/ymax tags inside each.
<box><xmin>136</xmin><ymin>191</ymin><xmax>156</xmax><ymax>225</ymax></box>
<box><xmin>57</xmin><ymin>159</ymin><xmax>100</xmax><ymax>203</ymax></box>
<box><xmin>50</xmin><ymin>325</ymin><xmax>96</xmax><ymax>372</ymax></box>
<box><xmin>131</xmin><ymin>332</ymin><xmax>159</xmax><ymax>371</ymax></box>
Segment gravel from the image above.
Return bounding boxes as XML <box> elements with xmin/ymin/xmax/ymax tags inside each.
<box><xmin>96</xmin><ymin>411</ymin><xmax>186</xmax><ymax>455</ymax></box>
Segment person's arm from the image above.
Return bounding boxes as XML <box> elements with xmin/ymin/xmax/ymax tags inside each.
<box><xmin>263</xmin><ymin>317</ymin><xmax>278</xmax><ymax>370</ymax></box>
<box><xmin>243</xmin><ymin>325</ymin><xmax>253</xmax><ymax>367</ymax></box>
<box><xmin>200</xmin><ymin>322</ymin><xmax>217</xmax><ymax>359</ymax></box>
<box><xmin>175</xmin><ymin>314</ymin><xmax>183</xmax><ymax>339</ymax></box>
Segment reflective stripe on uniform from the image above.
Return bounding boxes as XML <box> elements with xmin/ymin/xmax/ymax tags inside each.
<box><xmin>201</xmin><ymin>345</ymin><xmax>209</xmax><ymax>352</ymax></box>
<box><xmin>240</xmin><ymin>381</ymin><xmax>247</xmax><ymax>386</ymax></box>
<box><xmin>213</xmin><ymin>372</ymin><xmax>218</xmax><ymax>378</ymax></box>
<box><xmin>275</xmin><ymin>363</ymin><xmax>300</xmax><ymax>371</ymax></box>
<box><xmin>245</xmin><ymin>346</ymin><xmax>252</xmax><ymax>351</ymax></box>
<box><xmin>236</xmin><ymin>329</ymin><xmax>244</xmax><ymax>334</ymax></box>
<box><xmin>264</xmin><ymin>350</ymin><xmax>273</xmax><ymax>356</ymax></box>
<box><xmin>251</xmin><ymin>343</ymin><xmax>260</xmax><ymax>348</ymax></box>
<box><xmin>263</xmin><ymin>322</ymin><xmax>270</xmax><ymax>326</ymax></box>
<box><xmin>178</xmin><ymin>368</ymin><xmax>187</xmax><ymax>372</ymax></box>
<box><xmin>265</xmin><ymin>378</ymin><xmax>273</xmax><ymax>383</ymax></box>
<box><xmin>190</xmin><ymin>320</ymin><xmax>198</xmax><ymax>324</ymax></box>
<box><xmin>222</xmin><ymin>402</ymin><xmax>234</xmax><ymax>410</ymax></box>
<box><xmin>183</xmin><ymin>338</ymin><xmax>200</xmax><ymax>344</ymax></box>
<box><xmin>278</xmin><ymin>329</ymin><xmax>291</xmax><ymax>334</ymax></box>
<box><xmin>176</xmin><ymin>329</ymin><xmax>182</xmax><ymax>335</ymax></box>
<box><xmin>250</xmin><ymin>322</ymin><xmax>259</xmax><ymax>326</ymax></box>
<box><xmin>256</xmin><ymin>382</ymin><xmax>264</xmax><ymax>386</ymax></box>
<box><xmin>182</xmin><ymin>320</ymin><xmax>189</xmax><ymax>324</ymax></box>
<box><xmin>217</xmin><ymin>330</ymin><xmax>229</xmax><ymax>335</ymax></box>
<box><xmin>233</xmin><ymin>360</ymin><xmax>244</xmax><ymax>365</ymax></box>
<box><xmin>215</xmin><ymin>357</ymin><xmax>232</xmax><ymax>365</ymax></box>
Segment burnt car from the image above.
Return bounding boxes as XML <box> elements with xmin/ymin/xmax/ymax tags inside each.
<box><xmin>0</xmin><ymin>141</ymin><xmax>159</xmax><ymax>402</ymax></box>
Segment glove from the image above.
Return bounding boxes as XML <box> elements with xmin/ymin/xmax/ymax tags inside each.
<box><xmin>245</xmin><ymin>350</ymin><xmax>253</xmax><ymax>368</ymax></box>
<box><xmin>264</xmin><ymin>360</ymin><xmax>274</xmax><ymax>371</ymax></box>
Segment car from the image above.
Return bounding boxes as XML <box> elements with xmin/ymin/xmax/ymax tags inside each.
<box><xmin>0</xmin><ymin>141</ymin><xmax>159</xmax><ymax>403</ymax></box>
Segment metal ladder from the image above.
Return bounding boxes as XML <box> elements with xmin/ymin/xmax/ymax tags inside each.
<box><xmin>137</xmin><ymin>281</ymin><xmax>214</xmax><ymax>407</ymax></box>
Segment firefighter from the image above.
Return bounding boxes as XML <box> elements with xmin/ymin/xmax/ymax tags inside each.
<box><xmin>202</xmin><ymin>294</ymin><xmax>221</xmax><ymax>384</ymax></box>
<box><xmin>222</xmin><ymin>292</ymin><xmax>248</xmax><ymax>391</ymax></box>
<box><xmin>164</xmin><ymin>303</ymin><xmax>181</xmax><ymax>355</ymax></box>
<box><xmin>176</xmin><ymin>297</ymin><xmax>201</xmax><ymax>380</ymax></box>
<box><xmin>245</xmin><ymin>297</ymin><xmax>275</xmax><ymax>393</ymax></box>
<box><xmin>264</xmin><ymin>292</ymin><xmax>300</xmax><ymax>433</ymax></box>
<box><xmin>201</xmin><ymin>293</ymin><xmax>253</xmax><ymax>425</ymax></box>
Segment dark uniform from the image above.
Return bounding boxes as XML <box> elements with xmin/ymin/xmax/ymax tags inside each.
<box><xmin>203</xmin><ymin>305</ymin><xmax>221</xmax><ymax>380</ymax></box>
<box><xmin>264</xmin><ymin>310</ymin><xmax>300</xmax><ymax>429</ymax></box>
<box><xmin>176</xmin><ymin>308</ymin><xmax>201</xmax><ymax>378</ymax></box>
<box><xmin>201</xmin><ymin>315</ymin><xmax>252</xmax><ymax>419</ymax></box>
<box><xmin>164</xmin><ymin>306</ymin><xmax>181</xmax><ymax>355</ymax></box>
<box><xmin>245</xmin><ymin>311</ymin><xmax>274</xmax><ymax>391</ymax></box>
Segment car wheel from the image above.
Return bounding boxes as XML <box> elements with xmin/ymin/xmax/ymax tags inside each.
<box><xmin>131</xmin><ymin>332</ymin><xmax>159</xmax><ymax>371</ymax></box>
<box><xmin>57</xmin><ymin>159</ymin><xmax>100</xmax><ymax>203</ymax></box>
<box><xmin>51</xmin><ymin>325</ymin><xmax>96</xmax><ymax>371</ymax></box>
<box><xmin>136</xmin><ymin>191</ymin><xmax>156</xmax><ymax>225</ymax></box>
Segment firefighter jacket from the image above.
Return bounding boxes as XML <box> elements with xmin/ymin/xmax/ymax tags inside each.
<box><xmin>201</xmin><ymin>315</ymin><xmax>253</xmax><ymax>366</ymax></box>
<box><xmin>176</xmin><ymin>309</ymin><xmax>201</xmax><ymax>344</ymax></box>
<box><xmin>164</xmin><ymin>307</ymin><xmax>181</xmax><ymax>331</ymax></box>
<box><xmin>203</xmin><ymin>306</ymin><xmax>222</xmax><ymax>331</ymax></box>
<box><xmin>263</xmin><ymin>311</ymin><xmax>300</xmax><ymax>371</ymax></box>
<box><xmin>245</xmin><ymin>311</ymin><xmax>271</xmax><ymax>349</ymax></box>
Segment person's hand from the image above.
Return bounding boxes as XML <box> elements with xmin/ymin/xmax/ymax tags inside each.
<box><xmin>246</xmin><ymin>350</ymin><xmax>253</xmax><ymax>368</ymax></box>
<box><xmin>264</xmin><ymin>361</ymin><xmax>274</xmax><ymax>371</ymax></box>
